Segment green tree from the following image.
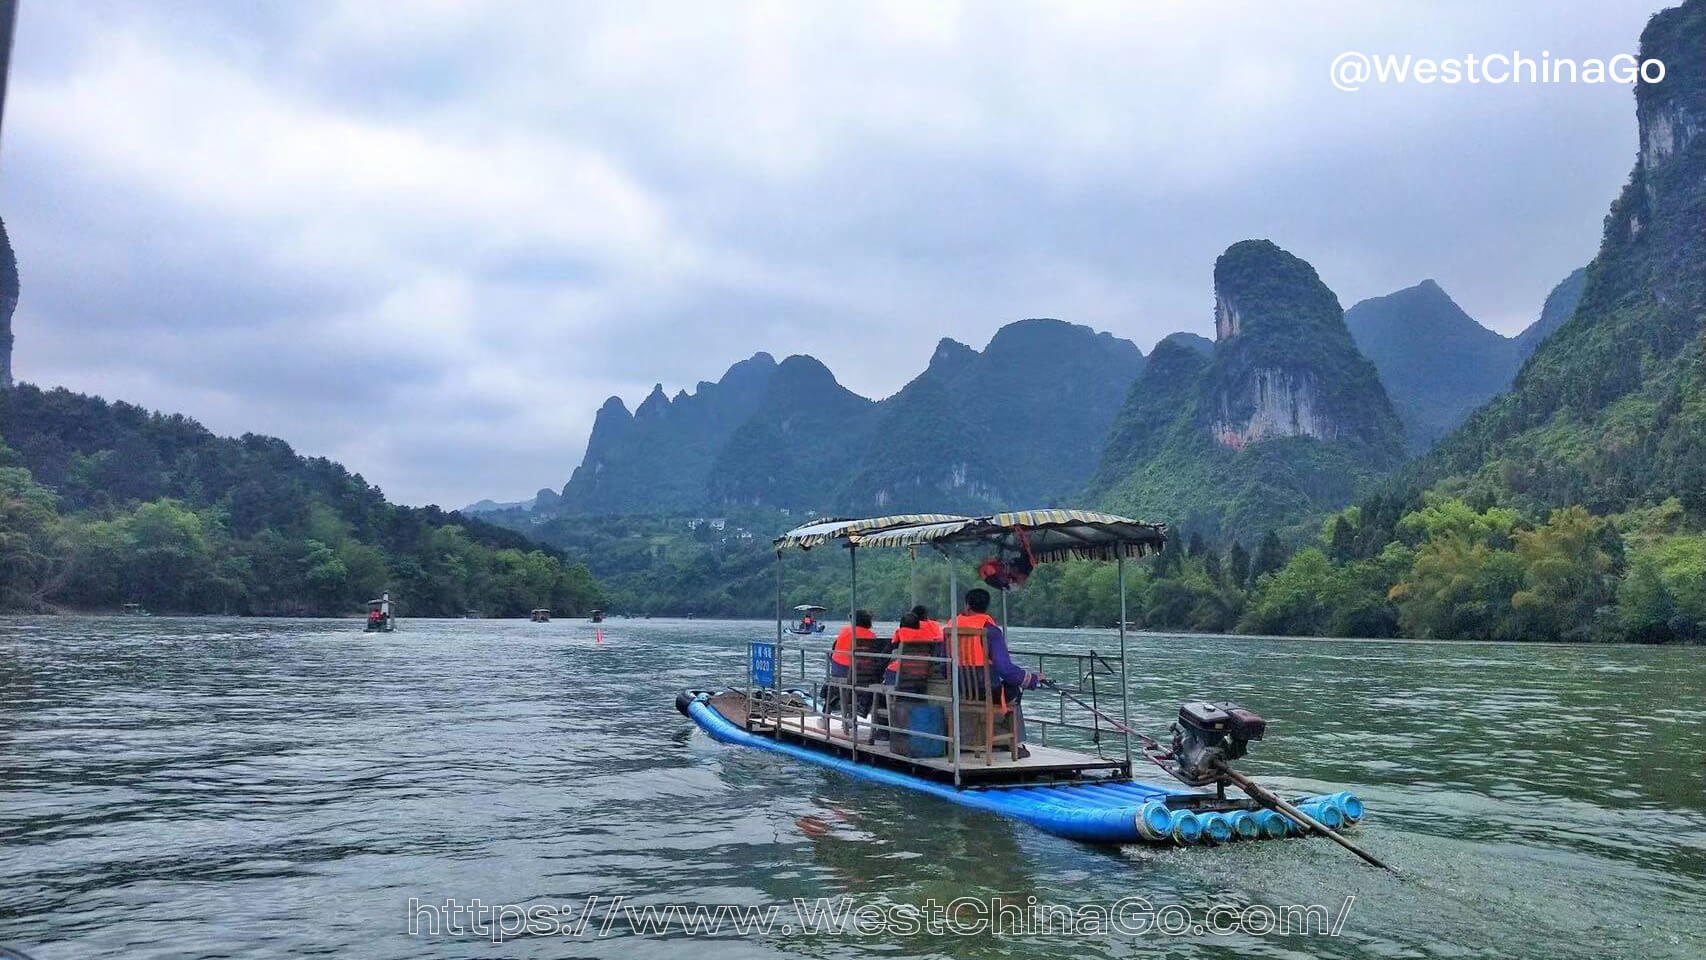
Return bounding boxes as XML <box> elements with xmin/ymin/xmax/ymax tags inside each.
<box><xmin>1251</xmin><ymin>530</ymin><xmax>1286</xmax><ymax>581</ymax></box>
<box><xmin>0</xmin><ymin>464</ymin><xmax>65</xmax><ymax>606</ymax></box>
<box><xmin>1508</xmin><ymin>506</ymin><xmax>1618</xmax><ymax>641</ymax></box>
<box><xmin>1228</xmin><ymin>540</ymin><xmax>1250</xmax><ymax>588</ymax></box>
<box><xmin>1396</xmin><ymin>497</ymin><xmax>1519</xmax><ymax>547</ymax></box>
<box><xmin>1327</xmin><ymin>515</ymin><xmax>1356</xmax><ymax>562</ymax></box>
<box><xmin>1618</xmin><ymin>533</ymin><xmax>1706</xmax><ymax>642</ymax></box>
<box><xmin>1390</xmin><ymin>534</ymin><xmax>1525</xmax><ymax>640</ymax></box>
<box><xmin>1238</xmin><ymin>548</ymin><xmax>1338</xmax><ymax>636</ymax></box>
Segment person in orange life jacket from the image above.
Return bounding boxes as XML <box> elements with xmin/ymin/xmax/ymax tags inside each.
<box><xmin>954</xmin><ymin>588</ymin><xmax>1042</xmax><ymax>757</ymax></box>
<box><xmin>882</xmin><ymin>611</ymin><xmax>940</xmax><ymax>691</ymax></box>
<box><xmin>824</xmin><ymin>610</ymin><xmax>883</xmax><ymax>718</ymax></box>
<box><xmin>911</xmin><ymin>604</ymin><xmax>943</xmax><ymax>641</ymax></box>
<box><xmin>881</xmin><ymin>605</ymin><xmax>945</xmax><ymax>689</ymax></box>
<box><xmin>867</xmin><ymin>611</ymin><xmax>926</xmax><ymax>743</ymax></box>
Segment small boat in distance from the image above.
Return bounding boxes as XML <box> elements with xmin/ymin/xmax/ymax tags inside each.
<box><xmin>530</xmin><ymin>608</ymin><xmax>551</xmax><ymax>622</ymax></box>
<box><xmin>364</xmin><ymin>593</ymin><xmax>397</xmax><ymax>632</ymax></box>
<box><xmin>590</xmin><ymin>609</ymin><xmax>605</xmax><ymax>623</ymax></box>
<box><xmin>789</xmin><ymin>604</ymin><xmax>827</xmax><ymax>635</ymax></box>
<box><xmin>121</xmin><ymin>602</ymin><xmax>152</xmax><ymax>617</ymax></box>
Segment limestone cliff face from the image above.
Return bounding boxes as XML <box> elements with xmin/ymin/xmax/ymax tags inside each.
<box><xmin>1090</xmin><ymin>240</ymin><xmax>1405</xmax><ymax>541</ymax></box>
<box><xmin>1211</xmin><ymin>367</ymin><xmax>1333</xmax><ymax>449</ymax></box>
<box><xmin>1635</xmin><ymin>13</ymin><xmax>1702</xmax><ymax>184</ymax></box>
<box><xmin>1615</xmin><ymin>0</ymin><xmax>1705</xmax><ymax>244</ymax></box>
<box><xmin>1</xmin><ymin>217</ymin><xmax>17</xmax><ymax>389</ymax></box>
<box><xmin>1214</xmin><ymin>292</ymin><xmax>1243</xmax><ymax>341</ymax></box>
<box><xmin>1203</xmin><ymin>240</ymin><xmax>1401</xmax><ymax>456</ymax></box>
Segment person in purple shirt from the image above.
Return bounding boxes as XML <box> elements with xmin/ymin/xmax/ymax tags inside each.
<box><xmin>957</xmin><ymin>588</ymin><xmax>1043</xmax><ymax>757</ymax></box>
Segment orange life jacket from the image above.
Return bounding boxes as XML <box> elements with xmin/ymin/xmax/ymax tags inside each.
<box><xmin>918</xmin><ymin>619</ymin><xmax>943</xmax><ymax>640</ymax></box>
<box><xmin>887</xmin><ymin>625</ymin><xmax>933</xmax><ymax>676</ymax></box>
<box><xmin>953</xmin><ymin>612</ymin><xmax>995</xmax><ymax>667</ymax></box>
<box><xmin>830</xmin><ymin>625</ymin><xmax>876</xmax><ymax>667</ymax></box>
<box><xmin>954</xmin><ymin>611</ymin><xmax>1009</xmax><ymax>711</ymax></box>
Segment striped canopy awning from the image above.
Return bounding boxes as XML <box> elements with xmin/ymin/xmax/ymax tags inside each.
<box><xmin>777</xmin><ymin>509</ymin><xmax>1167</xmax><ymax>562</ymax></box>
<box><xmin>775</xmin><ymin>513</ymin><xmax>972</xmax><ymax>551</ymax></box>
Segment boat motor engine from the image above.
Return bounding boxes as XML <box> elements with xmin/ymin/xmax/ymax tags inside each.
<box><xmin>1168</xmin><ymin>701</ymin><xmax>1267</xmax><ymax>785</ymax></box>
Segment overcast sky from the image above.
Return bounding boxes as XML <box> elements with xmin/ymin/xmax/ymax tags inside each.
<box><xmin>3</xmin><ymin>1</ymin><xmax>1658</xmax><ymax>506</ymax></box>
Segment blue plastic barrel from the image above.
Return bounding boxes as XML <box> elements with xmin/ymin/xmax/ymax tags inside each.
<box><xmin>1226</xmin><ymin>810</ymin><xmax>1261</xmax><ymax>840</ymax></box>
<box><xmin>1199</xmin><ymin>812</ymin><xmax>1234</xmax><ymax>844</ymax></box>
<box><xmin>1300</xmin><ymin>801</ymin><xmax>1345</xmax><ymax>830</ymax></box>
<box><xmin>1254</xmin><ymin>809</ymin><xmax>1290</xmax><ymax>839</ymax></box>
<box><xmin>1168</xmin><ymin>810</ymin><xmax>1203</xmax><ymax>845</ymax></box>
<box><xmin>1137</xmin><ymin>802</ymin><xmax>1173</xmax><ymax>841</ymax></box>
<box><xmin>1329</xmin><ymin>791</ymin><xmax>1365</xmax><ymax>824</ymax></box>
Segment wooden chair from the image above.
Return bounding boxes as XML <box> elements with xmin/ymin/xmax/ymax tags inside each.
<box><xmin>945</xmin><ymin>627</ymin><xmax>1015</xmax><ymax>762</ymax></box>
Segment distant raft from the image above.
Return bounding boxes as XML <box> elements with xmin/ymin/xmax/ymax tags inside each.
<box><xmin>681</xmin><ymin>691</ymin><xmax>1363</xmax><ymax>847</ymax></box>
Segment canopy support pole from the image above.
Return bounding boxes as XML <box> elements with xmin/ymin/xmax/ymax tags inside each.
<box><xmin>948</xmin><ymin>556</ymin><xmax>961</xmax><ymax>788</ymax></box>
<box><xmin>849</xmin><ymin>544</ymin><xmax>859</xmax><ymax>764</ymax></box>
<box><xmin>1118</xmin><ymin>551</ymin><xmax>1132</xmax><ymax>776</ymax></box>
<box><xmin>774</xmin><ymin>548</ymin><xmax>784</xmax><ymax>737</ymax></box>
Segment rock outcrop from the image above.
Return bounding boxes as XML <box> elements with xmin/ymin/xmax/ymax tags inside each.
<box><xmin>1205</xmin><ymin>240</ymin><xmax>1402</xmax><ymax>458</ymax></box>
<box><xmin>1</xmin><ymin>217</ymin><xmax>17</xmax><ymax>389</ymax></box>
<box><xmin>559</xmin><ymin>351</ymin><xmax>778</xmax><ymax>514</ymax></box>
<box><xmin>1089</xmin><ymin>240</ymin><xmax>1404</xmax><ymax>541</ymax></box>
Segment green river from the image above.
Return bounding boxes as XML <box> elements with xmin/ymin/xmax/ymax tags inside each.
<box><xmin>1</xmin><ymin>616</ymin><xmax>1702</xmax><ymax>958</ymax></box>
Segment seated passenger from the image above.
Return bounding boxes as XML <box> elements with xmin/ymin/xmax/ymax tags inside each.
<box><xmin>823</xmin><ymin>610</ymin><xmax>882</xmax><ymax>721</ymax></box>
<box><xmin>884</xmin><ymin>612</ymin><xmax>941</xmax><ymax>692</ymax></box>
<box><xmin>912</xmin><ymin>604</ymin><xmax>942</xmax><ymax>640</ymax></box>
<box><xmin>952</xmin><ymin>588</ymin><xmax>1043</xmax><ymax>758</ymax></box>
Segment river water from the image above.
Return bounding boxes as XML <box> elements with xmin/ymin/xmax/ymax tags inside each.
<box><xmin>1</xmin><ymin>616</ymin><xmax>1702</xmax><ymax>959</ymax></box>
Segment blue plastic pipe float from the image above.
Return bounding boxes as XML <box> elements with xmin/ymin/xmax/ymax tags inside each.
<box><xmin>684</xmin><ymin>693</ymin><xmax>1366</xmax><ymax>848</ymax></box>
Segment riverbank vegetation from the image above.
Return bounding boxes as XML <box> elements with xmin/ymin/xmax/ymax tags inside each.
<box><xmin>501</xmin><ymin>497</ymin><xmax>1704</xmax><ymax>643</ymax></box>
<box><xmin>0</xmin><ymin>385</ymin><xmax>603</xmax><ymax>617</ymax></box>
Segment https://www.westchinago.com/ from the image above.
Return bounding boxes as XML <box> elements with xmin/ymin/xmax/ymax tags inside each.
<box><xmin>407</xmin><ymin>894</ymin><xmax>1357</xmax><ymax>943</ymax></box>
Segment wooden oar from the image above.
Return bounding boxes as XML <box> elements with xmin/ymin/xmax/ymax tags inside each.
<box><xmin>1217</xmin><ymin>766</ymin><xmax>1400</xmax><ymax>876</ymax></box>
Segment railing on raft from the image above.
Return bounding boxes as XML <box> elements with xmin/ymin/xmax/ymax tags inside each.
<box><xmin>749</xmin><ymin>638</ymin><xmax>1129</xmax><ymax>765</ymax></box>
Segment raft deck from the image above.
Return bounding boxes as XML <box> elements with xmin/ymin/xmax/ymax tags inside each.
<box><xmin>722</xmin><ymin>693</ymin><xmax>1127</xmax><ymax>785</ymax></box>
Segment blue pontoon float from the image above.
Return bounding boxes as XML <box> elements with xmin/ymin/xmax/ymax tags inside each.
<box><xmin>678</xmin><ymin>511</ymin><xmax>1372</xmax><ymax>853</ymax></box>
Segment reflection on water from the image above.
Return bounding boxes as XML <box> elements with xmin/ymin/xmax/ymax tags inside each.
<box><xmin>1</xmin><ymin>617</ymin><xmax>1702</xmax><ymax>959</ymax></box>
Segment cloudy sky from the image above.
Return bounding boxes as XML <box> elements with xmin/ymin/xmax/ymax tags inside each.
<box><xmin>4</xmin><ymin>1</ymin><xmax>1657</xmax><ymax>506</ymax></box>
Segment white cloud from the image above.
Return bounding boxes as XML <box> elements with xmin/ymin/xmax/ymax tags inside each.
<box><xmin>1</xmin><ymin>0</ymin><xmax>1649</xmax><ymax>505</ymax></box>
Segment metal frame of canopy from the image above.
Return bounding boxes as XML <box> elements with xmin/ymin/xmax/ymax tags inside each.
<box><xmin>764</xmin><ymin>510</ymin><xmax>1167</xmax><ymax>787</ymax></box>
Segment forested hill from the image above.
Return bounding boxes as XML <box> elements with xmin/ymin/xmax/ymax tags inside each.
<box><xmin>1345</xmin><ymin>272</ymin><xmax>1587</xmax><ymax>454</ymax></box>
<box><xmin>1346</xmin><ymin>280</ymin><xmax>1524</xmax><ymax>453</ymax></box>
<box><xmin>551</xmin><ymin>318</ymin><xmax>1145</xmax><ymax>517</ymax></box>
<box><xmin>1221</xmin><ymin>0</ymin><xmax>1706</xmax><ymax>646</ymax></box>
<box><xmin>1088</xmin><ymin>239</ymin><xmax>1405</xmax><ymax>543</ymax></box>
<box><xmin>1415</xmin><ymin>0</ymin><xmax>1706</xmax><ymax>516</ymax></box>
<box><xmin>0</xmin><ymin>384</ymin><xmax>603</xmax><ymax>617</ymax></box>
